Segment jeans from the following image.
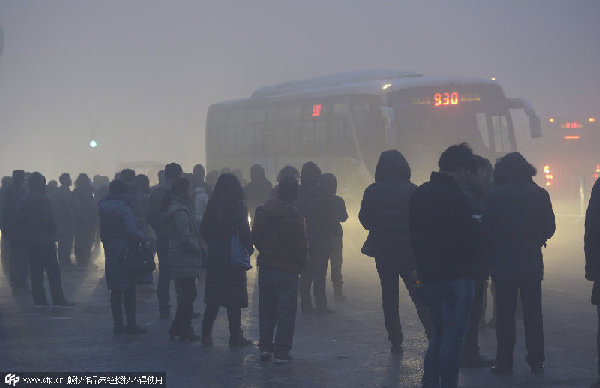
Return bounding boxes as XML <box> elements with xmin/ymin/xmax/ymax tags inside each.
<box><xmin>421</xmin><ymin>276</ymin><xmax>475</xmax><ymax>388</ymax></box>
<box><xmin>463</xmin><ymin>278</ymin><xmax>486</xmax><ymax>356</ymax></box>
<box><xmin>9</xmin><ymin>239</ymin><xmax>29</xmax><ymax>289</ymax></box>
<box><xmin>259</xmin><ymin>267</ymin><xmax>299</xmax><ymax>355</ymax></box>
<box><xmin>375</xmin><ymin>258</ymin><xmax>434</xmax><ymax>343</ymax></box>
<box><xmin>300</xmin><ymin>241</ymin><xmax>332</xmax><ymax>310</ymax></box>
<box><xmin>111</xmin><ymin>285</ymin><xmax>136</xmax><ymax>327</ymax></box>
<box><xmin>329</xmin><ymin>235</ymin><xmax>343</xmax><ymax>289</ymax></box>
<box><xmin>27</xmin><ymin>243</ymin><xmax>66</xmax><ymax>305</ymax></box>
<box><xmin>202</xmin><ymin>304</ymin><xmax>242</xmax><ymax>339</ymax></box>
<box><xmin>56</xmin><ymin>232</ymin><xmax>73</xmax><ymax>266</ymax></box>
<box><xmin>156</xmin><ymin>235</ymin><xmax>171</xmax><ymax>313</ymax></box>
<box><xmin>172</xmin><ymin>278</ymin><xmax>197</xmax><ymax>334</ymax></box>
<box><xmin>494</xmin><ymin>280</ymin><xmax>544</xmax><ymax>368</ymax></box>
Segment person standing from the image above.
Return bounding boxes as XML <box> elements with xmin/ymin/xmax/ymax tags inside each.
<box><xmin>409</xmin><ymin>143</ymin><xmax>479</xmax><ymax>388</ymax></box>
<box><xmin>98</xmin><ymin>180</ymin><xmax>147</xmax><ymax>335</ymax></box>
<box><xmin>321</xmin><ymin>173</ymin><xmax>348</xmax><ymax>302</ymax></box>
<box><xmin>72</xmin><ymin>173</ymin><xmax>97</xmax><ymax>269</ymax></box>
<box><xmin>200</xmin><ymin>173</ymin><xmax>254</xmax><ymax>347</ymax></box>
<box><xmin>3</xmin><ymin>170</ymin><xmax>29</xmax><ymax>294</ymax></box>
<box><xmin>18</xmin><ymin>172</ymin><xmax>71</xmax><ymax>306</ymax></box>
<box><xmin>252</xmin><ymin>176</ymin><xmax>308</xmax><ymax>363</ymax></box>
<box><xmin>53</xmin><ymin>173</ymin><xmax>74</xmax><ymax>268</ymax></box>
<box><xmin>166</xmin><ymin>178</ymin><xmax>204</xmax><ymax>341</ymax></box>
<box><xmin>483</xmin><ymin>152</ymin><xmax>555</xmax><ymax>376</ymax></box>
<box><xmin>297</xmin><ymin>162</ymin><xmax>337</xmax><ymax>314</ymax></box>
<box><xmin>0</xmin><ymin>175</ymin><xmax>12</xmax><ymax>280</ymax></box>
<box><xmin>193</xmin><ymin>164</ymin><xmax>213</xmax><ymax>199</ymax></box>
<box><xmin>149</xmin><ymin>163</ymin><xmax>183</xmax><ymax>319</ymax></box>
<box><xmin>244</xmin><ymin>164</ymin><xmax>273</xmax><ymax>219</ymax></box>
<box><xmin>360</xmin><ymin>150</ymin><xmax>434</xmax><ymax>354</ymax></box>
<box><xmin>585</xmin><ymin>177</ymin><xmax>600</xmax><ymax>388</ymax></box>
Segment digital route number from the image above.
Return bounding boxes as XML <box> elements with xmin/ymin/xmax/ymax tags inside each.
<box><xmin>434</xmin><ymin>92</ymin><xmax>459</xmax><ymax>107</ymax></box>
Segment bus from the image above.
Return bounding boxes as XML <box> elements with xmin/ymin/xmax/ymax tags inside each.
<box><xmin>205</xmin><ymin>70</ymin><xmax>541</xmax><ymax>204</ymax></box>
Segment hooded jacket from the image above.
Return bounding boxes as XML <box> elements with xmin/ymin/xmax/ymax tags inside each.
<box><xmin>252</xmin><ymin>198</ymin><xmax>308</xmax><ymax>274</ymax></box>
<box><xmin>166</xmin><ymin>195</ymin><xmax>204</xmax><ymax>279</ymax></box>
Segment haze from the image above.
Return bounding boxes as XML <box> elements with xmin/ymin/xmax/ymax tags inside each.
<box><xmin>0</xmin><ymin>0</ymin><xmax>598</xmax><ymax>179</ymax></box>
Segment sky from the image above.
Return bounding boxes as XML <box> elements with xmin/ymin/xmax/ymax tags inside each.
<box><xmin>0</xmin><ymin>0</ymin><xmax>598</xmax><ymax>179</ymax></box>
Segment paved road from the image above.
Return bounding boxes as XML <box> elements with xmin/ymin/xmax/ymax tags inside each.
<box><xmin>0</xmin><ymin>217</ymin><xmax>597</xmax><ymax>387</ymax></box>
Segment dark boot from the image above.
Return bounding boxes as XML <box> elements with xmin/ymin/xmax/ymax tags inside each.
<box><xmin>229</xmin><ymin>330</ymin><xmax>253</xmax><ymax>347</ymax></box>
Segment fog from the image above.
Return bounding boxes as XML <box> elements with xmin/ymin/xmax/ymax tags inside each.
<box><xmin>0</xmin><ymin>0</ymin><xmax>598</xmax><ymax>179</ymax></box>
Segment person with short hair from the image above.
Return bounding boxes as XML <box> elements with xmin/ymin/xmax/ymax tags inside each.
<box><xmin>483</xmin><ymin>152</ymin><xmax>555</xmax><ymax>375</ymax></box>
<box><xmin>252</xmin><ymin>176</ymin><xmax>307</xmax><ymax>363</ymax></box>
<box><xmin>244</xmin><ymin>164</ymin><xmax>273</xmax><ymax>219</ymax></box>
<box><xmin>19</xmin><ymin>172</ymin><xmax>70</xmax><ymax>306</ymax></box>
<box><xmin>409</xmin><ymin>143</ymin><xmax>480</xmax><ymax>388</ymax></box>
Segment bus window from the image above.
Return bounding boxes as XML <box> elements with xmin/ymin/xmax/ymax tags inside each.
<box><xmin>491</xmin><ymin>115</ymin><xmax>511</xmax><ymax>153</ymax></box>
<box><xmin>476</xmin><ymin>113</ymin><xmax>491</xmax><ymax>149</ymax></box>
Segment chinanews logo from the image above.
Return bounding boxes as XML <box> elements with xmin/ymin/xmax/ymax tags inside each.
<box><xmin>4</xmin><ymin>374</ymin><xmax>20</xmax><ymax>387</ymax></box>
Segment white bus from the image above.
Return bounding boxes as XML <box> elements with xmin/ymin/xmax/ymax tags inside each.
<box><xmin>206</xmin><ymin>70</ymin><xmax>541</xmax><ymax>200</ymax></box>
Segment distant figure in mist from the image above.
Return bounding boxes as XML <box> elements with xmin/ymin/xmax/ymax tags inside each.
<box><xmin>482</xmin><ymin>152</ymin><xmax>555</xmax><ymax>376</ymax></box>
<box><xmin>98</xmin><ymin>179</ymin><xmax>147</xmax><ymax>335</ymax></box>
<box><xmin>52</xmin><ymin>173</ymin><xmax>75</xmax><ymax>268</ymax></box>
<box><xmin>72</xmin><ymin>173</ymin><xmax>98</xmax><ymax>268</ymax></box>
<box><xmin>200</xmin><ymin>173</ymin><xmax>254</xmax><ymax>347</ymax></box>
<box><xmin>296</xmin><ymin>161</ymin><xmax>337</xmax><ymax>314</ymax></box>
<box><xmin>206</xmin><ymin>170</ymin><xmax>219</xmax><ymax>188</ymax></box>
<box><xmin>0</xmin><ymin>175</ymin><xmax>13</xmax><ymax>279</ymax></box>
<box><xmin>359</xmin><ymin>150</ymin><xmax>433</xmax><ymax>354</ymax></box>
<box><xmin>244</xmin><ymin>164</ymin><xmax>273</xmax><ymax>219</ymax></box>
<box><xmin>3</xmin><ymin>170</ymin><xmax>29</xmax><ymax>294</ymax></box>
<box><xmin>409</xmin><ymin>143</ymin><xmax>479</xmax><ymax>388</ymax></box>
<box><xmin>149</xmin><ymin>163</ymin><xmax>183</xmax><ymax>319</ymax></box>
<box><xmin>18</xmin><ymin>172</ymin><xmax>71</xmax><ymax>306</ymax></box>
<box><xmin>233</xmin><ymin>169</ymin><xmax>247</xmax><ymax>187</ymax></box>
<box><xmin>164</xmin><ymin>178</ymin><xmax>205</xmax><ymax>341</ymax></box>
<box><xmin>252</xmin><ymin>176</ymin><xmax>307</xmax><ymax>363</ymax></box>
<box><xmin>193</xmin><ymin>164</ymin><xmax>213</xmax><ymax>199</ymax></box>
<box><xmin>321</xmin><ymin>173</ymin><xmax>348</xmax><ymax>302</ymax></box>
<box><xmin>585</xmin><ymin>176</ymin><xmax>600</xmax><ymax>388</ymax></box>
<box><xmin>192</xmin><ymin>164</ymin><xmax>211</xmax><ymax>229</ymax></box>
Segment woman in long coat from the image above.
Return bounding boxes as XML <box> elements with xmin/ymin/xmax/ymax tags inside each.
<box><xmin>200</xmin><ymin>173</ymin><xmax>254</xmax><ymax>347</ymax></box>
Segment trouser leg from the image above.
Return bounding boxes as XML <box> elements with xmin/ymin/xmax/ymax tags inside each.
<box><xmin>10</xmin><ymin>240</ymin><xmax>28</xmax><ymax>289</ymax></box>
<box><xmin>494</xmin><ymin>281</ymin><xmax>518</xmax><ymax>368</ymax></box>
<box><xmin>520</xmin><ymin>280</ymin><xmax>545</xmax><ymax>364</ymax></box>
<box><xmin>312</xmin><ymin>244</ymin><xmax>331</xmax><ymax>310</ymax></box>
<box><xmin>173</xmin><ymin>278</ymin><xmax>196</xmax><ymax>333</ymax></box>
<box><xmin>123</xmin><ymin>285</ymin><xmax>137</xmax><ymax>327</ymax></box>
<box><xmin>43</xmin><ymin>244</ymin><xmax>66</xmax><ymax>304</ymax></box>
<box><xmin>111</xmin><ymin>290</ymin><xmax>124</xmax><ymax>327</ymax></box>
<box><xmin>57</xmin><ymin>232</ymin><xmax>73</xmax><ymax>266</ymax></box>
<box><xmin>28</xmin><ymin>249</ymin><xmax>46</xmax><ymax>304</ymax></box>
<box><xmin>299</xmin><ymin>255</ymin><xmax>314</xmax><ymax>310</ymax></box>
<box><xmin>156</xmin><ymin>236</ymin><xmax>170</xmax><ymax>313</ymax></box>
<box><xmin>330</xmin><ymin>236</ymin><xmax>343</xmax><ymax>290</ymax></box>
<box><xmin>421</xmin><ymin>284</ymin><xmax>443</xmax><ymax>388</ymax></box>
<box><xmin>376</xmin><ymin>263</ymin><xmax>402</xmax><ymax>345</ymax></box>
<box><xmin>201</xmin><ymin>304</ymin><xmax>219</xmax><ymax>338</ymax></box>
<box><xmin>463</xmin><ymin>278</ymin><xmax>485</xmax><ymax>356</ymax></box>
<box><xmin>400</xmin><ymin>269</ymin><xmax>434</xmax><ymax>339</ymax></box>
<box><xmin>274</xmin><ymin>271</ymin><xmax>299</xmax><ymax>355</ymax></box>
<box><xmin>259</xmin><ymin>267</ymin><xmax>277</xmax><ymax>352</ymax></box>
<box><xmin>227</xmin><ymin>307</ymin><xmax>242</xmax><ymax>338</ymax></box>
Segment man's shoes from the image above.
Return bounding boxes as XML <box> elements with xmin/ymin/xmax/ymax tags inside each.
<box><xmin>229</xmin><ymin>335</ymin><xmax>254</xmax><ymax>347</ymax></box>
<box><xmin>260</xmin><ymin>351</ymin><xmax>272</xmax><ymax>361</ymax></box>
<box><xmin>390</xmin><ymin>343</ymin><xmax>403</xmax><ymax>354</ymax></box>
<box><xmin>126</xmin><ymin>325</ymin><xmax>147</xmax><ymax>335</ymax></box>
<box><xmin>525</xmin><ymin>355</ymin><xmax>544</xmax><ymax>376</ymax></box>
<box><xmin>274</xmin><ymin>352</ymin><xmax>293</xmax><ymax>364</ymax></box>
<box><xmin>315</xmin><ymin>307</ymin><xmax>335</xmax><ymax>315</ymax></box>
<box><xmin>461</xmin><ymin>353</ymin><xmax>494</xmax><ymax>367</ymax></box>
<box><xmin>490</xmin><ymin>364</ymin><xmax>513</xmax><ymax>375</ymax></box>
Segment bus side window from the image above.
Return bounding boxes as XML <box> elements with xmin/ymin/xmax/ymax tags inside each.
<box><xmin>491</xmin><ymin>115</ymin><xmax>510</xmax><ymax>152</ymax></box>
<box><xmin>247</xmin><ymin>107</ymin><xmax>267</xmax><ymax>156</ymax></box>
<box><xmin>476</xmin><ymin>113</ymin><xmax>491</xmax><ymax>149</ymax></box>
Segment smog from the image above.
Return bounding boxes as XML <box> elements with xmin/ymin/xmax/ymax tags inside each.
<box><xmin>0</xmin><ymin>1</ymin><xmax>599</xmax><ymax>387</ymax></box>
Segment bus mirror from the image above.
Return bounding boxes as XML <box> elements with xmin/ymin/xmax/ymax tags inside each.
<box><xmin>529</xmin><ymin>115</ymin><xmax>542</xmax><ymax>138</ymax></box>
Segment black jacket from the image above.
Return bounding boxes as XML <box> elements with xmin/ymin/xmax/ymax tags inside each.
<box><xmin>409</xmin><ymin>172</ymin><xmax>477</xmax><ymax>283</ymax></box>
<box><xmin>18</xmin><ymin>191</ymin><xmax>57</xmax><ymax>246</ymax></box>
<box><xmin>296</xmin><ymin>183</ymin><xmax>337</xmax><ymax>245</ymax></box>
<box><xmin>585</xmin><ymin>178</ymin><xmax>600</xmax><ymax>304</ymax></box>
<box><xmin>482</xmin><ymin>180</ymin><xmax>555</xmax><ymax>283</ymax></box>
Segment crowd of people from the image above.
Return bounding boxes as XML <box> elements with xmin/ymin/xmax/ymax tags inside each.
<box><xmin>1</xmin><ymin>143</ymin><xmax>600</xmax><ymax>388</ymax></box>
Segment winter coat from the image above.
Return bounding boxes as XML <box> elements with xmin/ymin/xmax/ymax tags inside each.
<box><xmin>409</xmin><ymin>172</ymin><xmax>478</xmax><ymax>283</ymax></box>
<box><xmin>482</xmin><ymin>180</ymin><xmax>555</xmax><ymax>283</ymax></box>
<box><xmin>296</xmin><ymin>183</ymin><xmax>337</xmax><ymax>246</ymax></box>
<box><xmin>149</xmin><ymin>182</ymin><xmax>171</xmax><ymax>238</ymax></box>
<box><xmin>166</xmin><ymin>196</ymin><xmax>204</xmax><ymax>279</ymax></box>
<box><xmin>252</xmin><ymin>198</ymin><xmax>308</xmax><ymax>274</ymax></box>
<box><xmin>18</xmin><ymin>191</ymin><xmax>57</xmax><ymax>246</ymax></box>
<box><xmin>200</xmin><ymin>201</ymin><xmax>254</xmax><ymax>308</ymax></box>
<box><xmin>52</xmin><ymin>186</ymin><xmax>74</xmax><ymax>233</ymax></box>
<box><xmin>2</xmin><ymin>184</ymin><xmax>27</xmax><ymax>241</ymax></box>
<box><xmin>585</xmin><ymin>179</ymin><xmax>600</xmax><ymax>304</ymax></box>
<box><xmin>360</xmin><ymin>180</ymin><xmax>417</xmax><ymax>271</ymax></box>
<box><xmin>73</xmin><ymin>185</ymin><xmax>98</xmax><ymax>240</ymax></box>
<box><xmin>461</xmin><ymin>184</ymin><xmax>489</xmax><ymax>281</ymax></box>
<box><xmin>98</xmin><ymin>194</ymin><xmax>144</xmax><ymax>291</ymax></box>
<box><xmin>193</xmin><ymin>186</ymin><xmax>209</xmax><ymax>227</ymax></box>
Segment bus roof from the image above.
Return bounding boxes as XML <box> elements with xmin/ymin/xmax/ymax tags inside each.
<box><xmin>211</xmin><ymin>70</ymin><xmax>498</xmax><ymax>108</ymax></box>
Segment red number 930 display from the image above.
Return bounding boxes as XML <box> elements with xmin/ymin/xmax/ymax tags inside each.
<box><xmin>434</xmin><ymin>92</ymin><xmax>459</xmax><ymax>106</ymax></box>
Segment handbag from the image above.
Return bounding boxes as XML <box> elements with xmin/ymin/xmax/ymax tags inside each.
<box><xmin>230</xmin><ymin>225</ymin><xmax>252</xmax><ymax>271</ymax></box>
<box><xmin>361</xmin><ymin>233</ymin><xmax>378</xmax><ymax>258</ymax></box>
<box><xmin>122</xmin><ymin>242</ymin><xmax>156</xmax><ymax>277</ymax></box>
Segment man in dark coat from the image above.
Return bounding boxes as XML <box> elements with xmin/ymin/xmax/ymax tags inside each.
<box><xmin>244</xmin><ymin>164</ymin><xmax>273</xmax><ymax>219</ymax></box>
<box><xmin>586</xmin><ymin>177</ymin><xmax>600</xmax><ymax>388</ymax></box>
<box><xmin>0</xmin><ymin>175</ymin><xmax>12</xmax><ymax>280</ymax></box>
<box><xmin>482</xmin><ymin>152</ymin><xmax>555</xmax><ymax>375</ymax></box>
<box><xmin>72</xmin><ymin>173</ymin><xmax>98</xmax><ymax>268</ymax></box>
<box><xmin>3</xmin><ymin>170</ymin><xmax>29</xmax><ymax>293</ymax></box>
<box><xmin>252</xmin><ymin>176</ymin><xmax>308</xmax><ymax>363</ymax></box>
<box><xmin>296</xmin><ymin>161</ymin><xmax>337</xmax><ymax>314</ymax></box>
<box><xmin>53</xmin><ymin>173</ymin><xmax>74</xmax><ymax>268</ymax></box>
<box><xmin>149</xmin><ymin>162</ymin><xmax>183</xmax><ymax>318</ymax></box>
<box><xmin>409</xmin><ymin>143</ymin><xmax>479</xmax><ymax>388</ymax></box>
<box><xmin>360</xmin><ymin>150</ymin><xmax>434</xmax><ymax>353</ymax></box>
<box><xmin>18</xmin><ymin>172</ymin><xmax>70</xmax><ymax>306</ymax></box>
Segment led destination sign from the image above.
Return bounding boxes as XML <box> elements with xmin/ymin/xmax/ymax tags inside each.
<box><xmin>411</xmin><ymin>92</ymin><xmax>481</xmax><ymax>107</ymax></box>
